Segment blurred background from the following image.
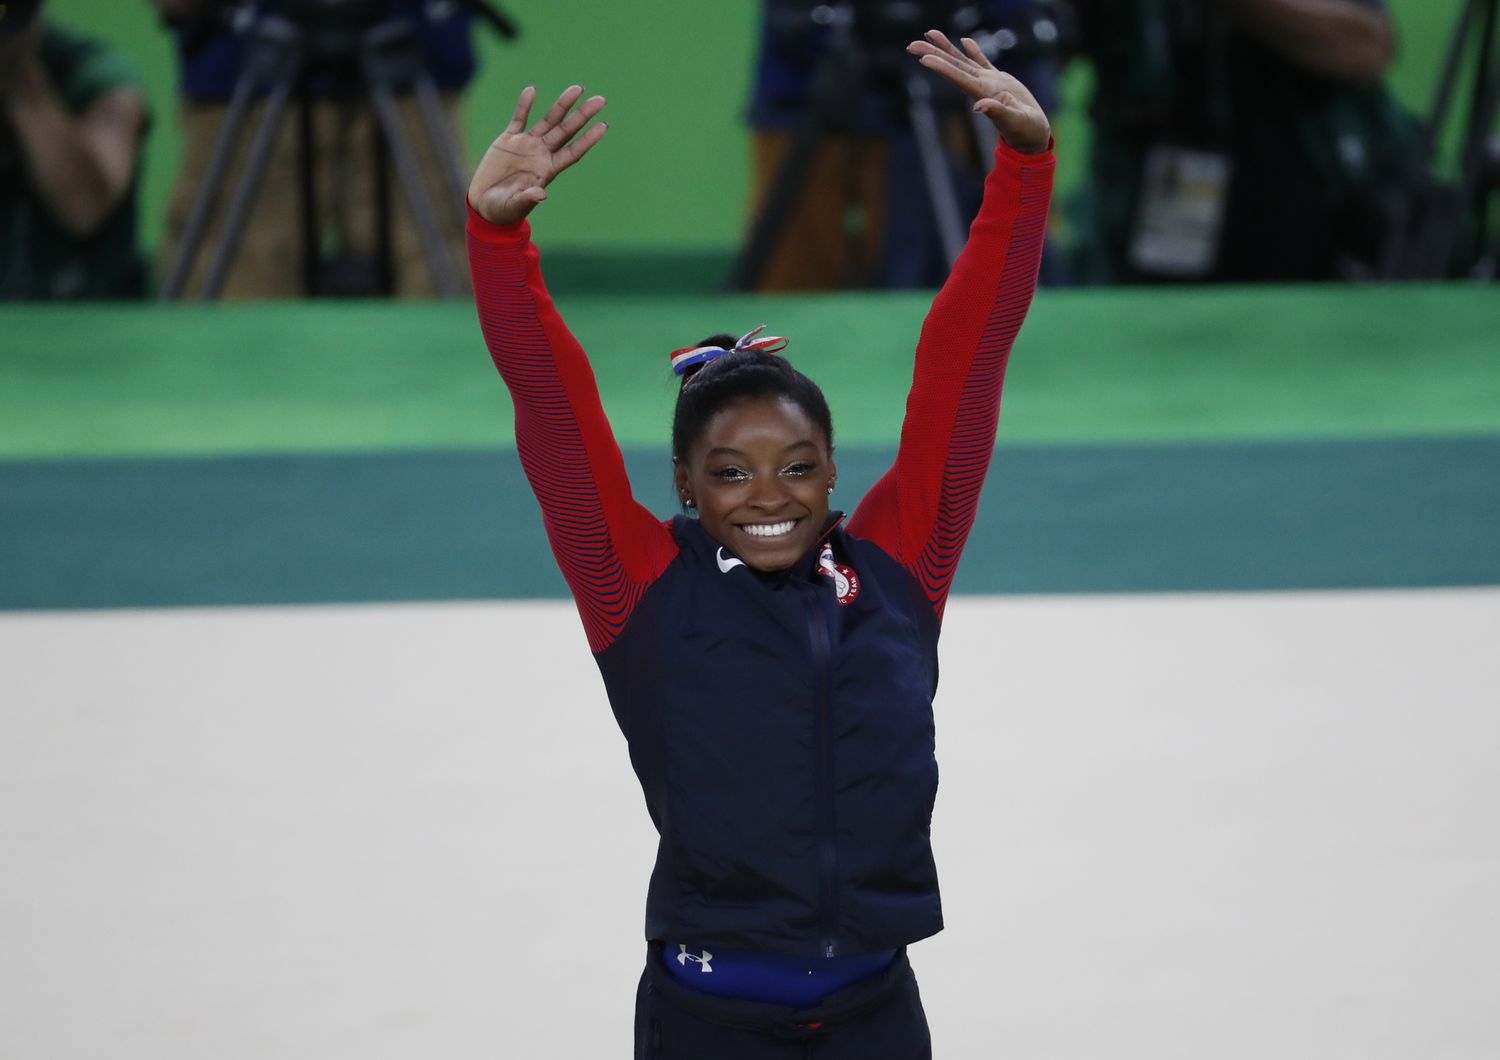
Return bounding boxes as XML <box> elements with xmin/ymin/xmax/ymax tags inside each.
<box><xmin>5</xmin><ymin>0</ymin><xmax>1496</xmax><ymax>290</ymax></box>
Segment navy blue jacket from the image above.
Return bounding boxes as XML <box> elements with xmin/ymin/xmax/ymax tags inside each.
<box><xmin>469</xmin><ymin>142</ymin><xmax>1054</xmax><ymax>957</ymax></box>
<box><xmin>603</xmin><ymin>515</ymin><xmax>942</xmax><ymax>956</ymax></box>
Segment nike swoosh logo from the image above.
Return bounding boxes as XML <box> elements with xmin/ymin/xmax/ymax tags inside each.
<box><xmin>716</xmin><ymin>547</ymin><xmax>745</xmax><ymax>574</ymax></box>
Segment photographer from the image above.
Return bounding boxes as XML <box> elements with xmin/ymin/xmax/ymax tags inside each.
<box><xmin>1067</xmin><ymin>0</ymin><xmax>1413</xmax><ymax>283</ymax></box>
<box><xmin>0</xmin><ymin>0</ymin><xmax>150</xmax><ymax>300</ymax></box>
<box><xmin>153</xmin><ymin>0</ymin><xmax>476</xmax><ymax>298</ymax></box>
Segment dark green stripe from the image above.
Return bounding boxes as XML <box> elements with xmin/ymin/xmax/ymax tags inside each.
<box><xmin>3</xmin><ymin>437</ymin><xmax>1496</xmax><ymax>610</ymax></box>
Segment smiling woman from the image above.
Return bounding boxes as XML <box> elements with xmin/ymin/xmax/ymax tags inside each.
<box><xmin>678</xmin><ymin>390</ymin><xmax>832</xmax><ymax>572</ymax></box>
<box><xmin>465</xmin><ymin>29</ymin><xmax>1054</xmax><ymax>1060</ymax></box>
<box><xmin>670</xmin><ymin>334</ymin><xmax>837</xmax><ymax>573</ymax></box>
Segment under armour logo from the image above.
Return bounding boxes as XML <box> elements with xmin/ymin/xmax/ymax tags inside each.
<box><xmin>677</xmin><ymin>945</ymin><xmax>713</xmax><ymax>973</ymax></box>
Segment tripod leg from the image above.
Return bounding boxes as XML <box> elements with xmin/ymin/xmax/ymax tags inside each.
<box><xmin>160</xmin><ymin>75</ymin><xmax>272</xmax><ymax>299</ymax></box>
<box><xmin>1388</xmin><ymin>0</ymin><xmax>1490</xmax><ymax>277</ymax></box>
<box><xmin>1457</xmin><ymin>41</ymin><xmax>1500</xmax><ymax>273</ymax></box>
<box><xmin>1418</xmin><ymin>0</ymin><xmax>1482</xmax><ymax>169</ymax></box>
<box><xmin>298</xmin><ymin>86</ymin><xmax>323</xmax><ymax>296</ymax></box>
<box><xmin>372</xmin><ymin>116</ymin><xmax>396</xmax><ymax>294</ymax></box>
<box><xmin>1405</xmin><ymin>0</ymin><xmax>1500</xmax><ymax>278</ymax></box>
<box><xmin>906</xmin><ymin>73</ymin><xmax>968</xmax><ymax>271</ymax></box>
<box><xmin>410</xmin><ymin>76</ymin><xmax>472</xmax><ymax>229</ymax></box>
<box><xmin>199</xmin><ymin>73</ymin><xmax>300</xmax><ymax>300</ymax></box>
<box><xmin>730</xmin><ymin>117</ymin><xmax>831</xmax><ymax>291</ymax></box>
<box><xmin>363</xmin><ymin>80</ymin><xmax>463</xmax><ymax>297</ymax></box>
<box><xmin>1458</xmin><ymin>0</ymin><xmax>1500</xmax><ymax>186</ymax></box>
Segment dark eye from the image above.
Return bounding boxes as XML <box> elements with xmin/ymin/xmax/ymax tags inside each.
<box><xmin>713</xmin><ymin>466</ymin><xmax>749</xmax><ymax>481</ymax></box>
<box><xmin>782</xmin><ymin>462</ymin><xmax>814</xmax><ymax>477</ymax></box>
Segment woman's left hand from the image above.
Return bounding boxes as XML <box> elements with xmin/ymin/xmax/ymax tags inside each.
<box><xmin>906</xmin><ymin>29</ymin><xmax>1052</xmax><ymax>154</ymax></box>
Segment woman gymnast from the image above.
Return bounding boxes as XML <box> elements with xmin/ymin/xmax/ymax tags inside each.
<box><xmin>466</xmin><ymin>29</ymin><xmax>1054</xmax><ymax>1059</ymax></box>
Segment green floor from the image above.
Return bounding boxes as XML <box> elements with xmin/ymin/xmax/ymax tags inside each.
<box><xmin>3</xmin><ymin>283</ymin><xmax>1497</xmax><ymax>458</ymax></box>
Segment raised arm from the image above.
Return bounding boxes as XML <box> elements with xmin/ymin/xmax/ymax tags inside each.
<box><xmin>848</xmin><ymin>33</ymin><xmax>1054</xmax><ymax>620</ymax></box>
<box><xmin>0</xmin><ymin>24</ymin><xmax>147</xmax><ymax>239</ymax></box>
<box><xmin>468</xmin><ymin>86</ymin><xmax>677</xmax><ymax>652</ymax></box>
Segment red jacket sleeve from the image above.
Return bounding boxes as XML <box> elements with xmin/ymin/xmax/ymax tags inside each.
<box><xmin>847</xmin><ymin>140</ymin><xmax>1054</xmax><ymax>620</ymax></box>
<box><xmin>468</xmin><ymin>207</ymin><xmax>678</xmax><ymax>652</ymax></box>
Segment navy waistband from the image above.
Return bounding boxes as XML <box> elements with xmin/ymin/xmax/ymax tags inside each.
<box><xmin>661</xmin><ymin>943</ymin><xmax>898</xmax><ymax>1008</ymax></box>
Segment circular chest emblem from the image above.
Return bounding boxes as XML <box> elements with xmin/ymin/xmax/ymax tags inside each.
<box><xmin>828</xmin><ymin>563</ymin><xmax>861</xmax><ymax>606</ymax></box>
<box><xmin>817</xmin><ymin>544</ymin><xmax>861</xmax><ymax>606</ymax></box>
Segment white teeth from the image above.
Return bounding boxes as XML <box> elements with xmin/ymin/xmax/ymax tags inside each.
<box><xmin>742</xmin><ymin>520</ymin><xmax>797</xmax><ymax>538</ymax></box>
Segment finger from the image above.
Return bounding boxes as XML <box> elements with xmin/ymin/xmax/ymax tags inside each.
<box><xmin>543</xmin><ymin>94</ymin><xmax>607</xmax><ymax>149</ymax></box>
<box><xmin>975</xmin><ymin>98</ymin><xmax>1051</xmax><ymax>153</ymax></box>
<box><xmin>974</xmin><ymin>96</ymin><xmax>1013</xmax><ymax>120</ymax></box>
<box><xmin>916</xmin><ymin>50</ymin><xmax>985</xmax><ymax>95</ymax></box>
<box><xmin>553</xmin><ymin>120</ymin><xmax>608</xmax><ymax>175</ymax></box>
<box><xmin>505</xmin><ymin>85</ymin><xmax>536</xmax><ymax>135</ymax></box>
<box><xmin>995</xmin><ymin>76</ymin><xmax>1042</xmax><ymax>112</ymax></box>
<box><xmin>488</xmin><ymin>185</ymin><xmax>545</xmax><ymax>210</ymax></box>
<box><xmin>960</xmin><ymin>36</ymin><xmax>995</xmax><ymax>69</ymax></box>
<box><xmin>923</xmin><ymin>28</ymin><xmax>972</xmax><ymax>66</ymax></box>
<box><xmin>503</xmin><ymin>186</ymin><xmax>547</xmax><ymax>220</ymax></box>
<box><xmin>530</xmin><ymin>84</ymin><xmax>585</xmax><ymax>138</ymax></box>
<box><xmin>905</xmin><ymin>40</ymin><xmax>947</xmax><ymax>60</ymax></box>
<box><xmin>547</xmin><ymin>95</ymin><xmax>606</xmax><ymax>149</ymax></box>
<box><xmin>474</xmin><ymin>184</ymin><xmax>546</xmax><ymax>226</ymax></box>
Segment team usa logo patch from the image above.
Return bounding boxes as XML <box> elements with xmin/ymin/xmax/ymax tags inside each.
<box><xmin>817</xmin><ymin>544</ymin><xmax>861</xmax><ymax>606</ymax></box>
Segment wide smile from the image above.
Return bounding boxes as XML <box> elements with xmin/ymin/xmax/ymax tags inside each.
<box><xmin>736</xmin><ymin>517</ymin><xmax>803</xmax><ymax>542</ymax></box>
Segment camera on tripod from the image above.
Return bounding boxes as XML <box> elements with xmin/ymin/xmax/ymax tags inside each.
<box><xmin>733</xmin><ymin>1</ymin><xmax>1071</xmax><ymax>291</ymax></box>
<box><xmin>162</xmin><ymin>0</ymin><xmax>518</xmax><ymax>301</ymax></box>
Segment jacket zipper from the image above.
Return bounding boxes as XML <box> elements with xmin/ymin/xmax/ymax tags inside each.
<box><xmin>805</xmin><ymin>592</ymin><xmax>839</xmax><ymax>958</ymax></box>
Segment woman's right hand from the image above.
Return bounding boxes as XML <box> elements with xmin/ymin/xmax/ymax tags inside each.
<box><xmin>468</xmin><ymin>85</ymin><xmax>608</xmax><ymax>227</ymax></box>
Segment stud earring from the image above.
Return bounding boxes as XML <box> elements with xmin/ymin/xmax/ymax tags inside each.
<box><xmin>682</xmin><ymin>497</ymin><xmax>696</xmax><ymax>509</ymax></box>
<box><xmin>827</xmin><ymin>483</ymin><xmax>835</xmax><ymax>495</ymax></box>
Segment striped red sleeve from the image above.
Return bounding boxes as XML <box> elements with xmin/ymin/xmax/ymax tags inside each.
<box><xmin>847</xmin><ymin>140</ymin><xmax>1054</xmax><ymax>620</ymax></box>
<box><xmin>468</xmin><ymin>207</ymin><xmax>678</xmax><ymax>652</ymax></box>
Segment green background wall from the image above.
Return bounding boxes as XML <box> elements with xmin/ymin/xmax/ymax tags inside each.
<box><xmin>46</xmin><ymin>0</ymin><xmax>1468</xmax><ymax>254</ymax></box>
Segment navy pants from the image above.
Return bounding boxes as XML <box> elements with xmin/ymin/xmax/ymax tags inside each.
<box><xmin>634</xmin><ymin>942</ymin><xmax>932</xmax><ymax>1059</ymax></box>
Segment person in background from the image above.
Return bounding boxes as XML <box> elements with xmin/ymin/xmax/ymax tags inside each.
<box><xmin>152</xmin><ymin>0</ymin><xmax>475</xmax><ymax>299</ymax></box>
<box><xmin>1067</xmin><ymin>0</ymin><xmax>1414</xmax><ymax>283</ymax></box>
<box><xmin>0</xmin><ymin>0</ymin><xmax>150</xmax><ymax>300</ymax></box>
<box><xmin>746</xmin><ymin>0</ymin><xmax>1064</xmax><ymax>290</ymax></box>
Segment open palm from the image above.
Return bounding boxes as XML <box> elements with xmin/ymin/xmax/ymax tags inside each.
<box><xmin>468</xmin><ymin>85</ymin><xmax>608</xmax><ymax>226</ymax></box>
<box><xmin>907</xmin><ymin>29</ymin><xmax>1051</xmax><ymax>154</ymax></box>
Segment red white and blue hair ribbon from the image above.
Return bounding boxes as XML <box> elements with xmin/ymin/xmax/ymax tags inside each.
<box><xmin>669</xmin><ymin>325</ymin><xmax>788</xmax><ymax>377</ymax></box>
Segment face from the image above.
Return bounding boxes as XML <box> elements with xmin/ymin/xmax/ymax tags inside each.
<box><xmin>675</xmin><ymin>394</ymin><xmax>836</xmax><ymax>572</ymax></box>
